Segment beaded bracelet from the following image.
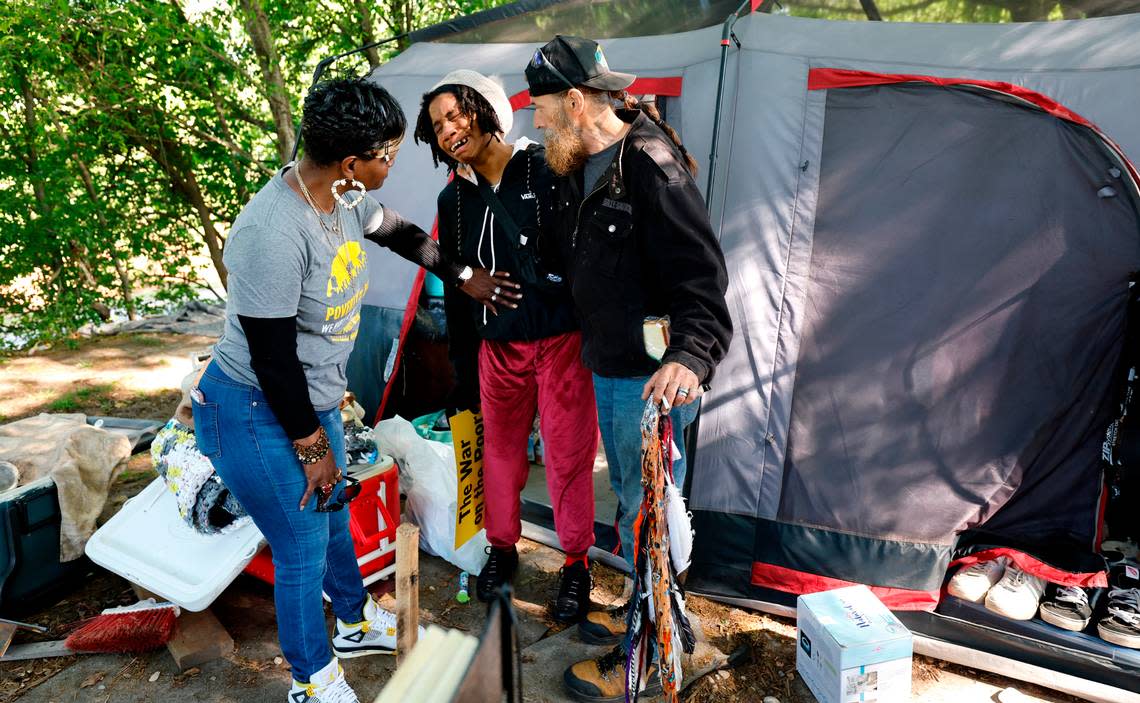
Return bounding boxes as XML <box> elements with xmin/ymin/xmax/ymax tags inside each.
<box><xmin>294</xmin><ymin>426</ymin><xmax>331</xmax><ymax>464</ymax></box>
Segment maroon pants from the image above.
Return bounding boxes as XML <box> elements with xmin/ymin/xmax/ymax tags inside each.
<box><xmin>478</xmin><ymin>331</ymin><xmax>598</xmax><ymax>556</ymax></box>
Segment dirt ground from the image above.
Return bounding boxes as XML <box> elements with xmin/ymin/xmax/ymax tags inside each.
<box><xmin>0</xmin><ymin>332</ymin><xmax>1089</xmax><ymax>703</ymax></box>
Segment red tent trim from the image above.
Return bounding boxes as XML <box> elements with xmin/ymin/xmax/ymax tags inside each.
<box><xmin>751</xmin><ymin>562</ymin><xmax>940</xmax><ymax>611</ymax></box>
<box><xmin>507</xmin><ymin>76</ymin><xmax>684</xmax><ymax>113</ymax></box>
<box><xmin>807</xmin><ymin>68</ymin><xmax>1140</xmax><ymax>193</ymax></box>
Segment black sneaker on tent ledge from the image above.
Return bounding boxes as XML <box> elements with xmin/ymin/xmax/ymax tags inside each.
<box><xmin>1039</xmin><ymin>585</ymin><xmax>1093</xmax><ymax>631</ymax></box>
<box><xmin>1098</xmin><ymin>588</ymin><xmax>1140</xmax><ymax>649</ymax></box>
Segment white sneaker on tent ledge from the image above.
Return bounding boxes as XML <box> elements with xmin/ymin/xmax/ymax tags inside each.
<box><xmin>947</xmin><ymin>556</ymin><xmax>1008</xmax><ymax>602</ymax></box>
<box><xmin>288</xmin><ymin>658</ymin><xmax>358</xmax><ymax>703</ymax></box>
<box><xmin>984</xmin><ymin>565</ymin><xmax>1046</xmax><ymax>620</ymax></box>
<box><xmin>332</xmin><ymin>595</ymin><xmax>423</xmax><ymax>658</ymax></box>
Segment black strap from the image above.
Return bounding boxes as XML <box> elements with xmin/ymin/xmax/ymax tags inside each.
<box><xmin>476</xmin><ymin>179</ymin><xmax>526</xmax><ymax>248</ymax></box>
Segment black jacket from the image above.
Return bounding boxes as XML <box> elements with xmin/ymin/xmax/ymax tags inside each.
<box><xmin>438</xmin><ymin>142</ymin><xmax>578</xmax><ymax>407</ymax></box>
<box><xmin>548</xmin><ymin>110</ymin><xmax>732</xmax><ymax>384</ymax></box>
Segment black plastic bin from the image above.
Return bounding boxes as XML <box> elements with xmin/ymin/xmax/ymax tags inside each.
<box><xmin>0</xmin><ymin>477</ymin><xmax>90</xmax><ymax>616</ymax></box>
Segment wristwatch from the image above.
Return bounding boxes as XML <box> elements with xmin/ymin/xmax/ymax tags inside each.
<box><xmin>457</xmin><ymin>266</ymin><xmax>474</xmax><ymax>286</ymax></box>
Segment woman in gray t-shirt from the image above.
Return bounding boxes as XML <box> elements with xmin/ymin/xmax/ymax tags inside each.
<box><xmin>192</xmin><ymin>78</ymin><xmax>517</xmax><ymax>703</ymax></box>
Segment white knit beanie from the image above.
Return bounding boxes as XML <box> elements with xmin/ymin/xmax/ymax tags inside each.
<box><xmin>431</xmin><ymin>70</ymin><xmax>513</xmax><ymax>136</ymax></box>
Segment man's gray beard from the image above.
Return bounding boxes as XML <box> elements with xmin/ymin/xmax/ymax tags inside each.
<box><xmin>543</xmin><ymin>121</ymin><xmax>588</xmax><ymax>177</ymax></box>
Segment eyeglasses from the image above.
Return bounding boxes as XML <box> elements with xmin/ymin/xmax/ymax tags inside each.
<box><xmin>531</xmin><ymin>48</ymin><xmax>576</xmax><ymax>92</ymax></box>
<box><xmin>316</xmin><ymin>475</ymin><xmax>362</xmax><ymax>513</ymax></box>
<box><xmin>367</xmin><ymin>135</ymin><xmax>403</xmax><ymax>164</ymax></box>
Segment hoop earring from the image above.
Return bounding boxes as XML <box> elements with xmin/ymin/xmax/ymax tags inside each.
<box><xmin>331</xmin><ymin>178</ymin><xmax>367</xmax><ymax>210</ymax></box>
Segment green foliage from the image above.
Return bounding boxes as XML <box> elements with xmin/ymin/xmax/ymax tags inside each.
<box><xmin>47</xmin><ymin>383</ymin><xmax>117</xmax><ymax>412</ymax></box>
<box><xmin>0</xmin><ymin>0</ymin><xmax>508</xmax><ymax>350</ymax></box>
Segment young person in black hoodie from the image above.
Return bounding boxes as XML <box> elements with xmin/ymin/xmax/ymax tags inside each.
<box><xmin>415</xmin><ymin>71</ymin><xmax>599</xmax><ymax>623</ymax></box>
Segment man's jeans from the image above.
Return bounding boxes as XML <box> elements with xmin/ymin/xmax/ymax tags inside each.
<box><xmin>593</xmin><ymin>374</ymin><xmax>700</xmax><ymax>569</ymax></box>
<box><xmin>192</xmin><ymin>363</ymin><xmax>366</xmax><ymax>682</ymax></box>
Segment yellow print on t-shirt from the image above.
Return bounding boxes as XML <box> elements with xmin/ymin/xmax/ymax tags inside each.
<box><xmin>327</xmin><ymin>241</ymin><xmax>367</xmax><ymax>298</ymax></box>
<box><xmin>323</xmin><ymin>241</ymin><xmax>369</xmax><ymax>342</ymax></box>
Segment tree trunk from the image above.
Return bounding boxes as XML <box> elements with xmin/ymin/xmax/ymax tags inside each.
<box><xmin>354</xmin><ymin>0</ymin><xmax>382</xmax><ymax>68</ymax></box>
<box><xmin>75</xmin><ymin>158</ymin><xmax>137</xmax><ymax>320</ymax></box>
<box><xmin>238</xmin><ymin>0</ymin><xmax>295</xmax><ymax>163</ymax></box>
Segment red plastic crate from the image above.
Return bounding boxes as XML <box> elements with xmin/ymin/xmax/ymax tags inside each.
<box><xmin>244</xmin><ymin>457</ymin><xmax>400</xmax><ymax>587</ymax></box>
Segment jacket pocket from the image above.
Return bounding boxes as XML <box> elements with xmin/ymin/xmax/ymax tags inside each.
<box><xmin>191</xmin><ymin>400</ymin><xmax>223</xmax><ymax>459</ymax></box>
<box><xmin>587</xmin><ymin>210</ymin><xmax>633</xmax><ymax>277</ymax></box>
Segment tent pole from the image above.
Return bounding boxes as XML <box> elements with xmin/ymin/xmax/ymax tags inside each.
<box><xmin>287</xmin><ymin>34</ymin><xmax>409</xmax><ymax>164</ymax></box>
<box><xmin>706</xmin><ymin>0</ymin><xmax>771</xmax><ymax>215</ymax></box>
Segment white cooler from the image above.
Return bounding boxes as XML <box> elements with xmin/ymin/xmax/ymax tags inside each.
<box><xmin>86</xmin><ymin>477</ymin><xmax>264</xmax><ymax>611</ymax></box>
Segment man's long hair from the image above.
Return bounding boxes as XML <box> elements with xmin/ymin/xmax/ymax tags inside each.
<box><xmin>584</xmin><ymin>88</ymin><xmax>698</xmax><ymax>175</ymax></box>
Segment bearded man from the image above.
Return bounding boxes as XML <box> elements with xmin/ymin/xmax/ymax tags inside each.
<box><xmin>525</xmin><ymin>35</ymin><xmax>733</xmax><ymax>702</ymax></box>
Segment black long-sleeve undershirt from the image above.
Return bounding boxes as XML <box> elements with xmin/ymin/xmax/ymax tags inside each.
<box><xmin>239</xmin><ymin>314</ymin><xmax>318</xmax><ymax>441</ymax></box>
<box><xmin>240</xmin><ymin>211</ymin><xmax>460</xmax><ymax>442</ymax></box>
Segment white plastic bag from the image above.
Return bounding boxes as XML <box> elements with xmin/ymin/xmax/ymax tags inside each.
<box><xmin>664</xmin><ymin>469</ymin><xmax>693</xmax><ymax>573</ymax></box>
<box><xmin>375</xmin><ymin>416</ymin><xmax>489</xmax><ymax>574</ymax></box>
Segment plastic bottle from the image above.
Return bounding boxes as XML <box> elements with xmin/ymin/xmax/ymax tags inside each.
<box><xmin>456</xmin><ymin>571</ymin><xmax>471</xmax><ymax>603</ymax></box>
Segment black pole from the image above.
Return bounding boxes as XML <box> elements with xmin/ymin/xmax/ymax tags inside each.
<box><xmin>704</xmin><ymin>0</ymin><xmax>755</xmax><ymax>216</ymax></box>
<box><xmin>287</xmin><ymin>33</ymin><xmax>409</xmax><ymax>164</ymax></box>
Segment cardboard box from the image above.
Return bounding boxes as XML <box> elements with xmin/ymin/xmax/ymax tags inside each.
<box><xmin>796</xmin><ymin>585</ymin><xmax>913</xmax><ymax>703</ymax></box>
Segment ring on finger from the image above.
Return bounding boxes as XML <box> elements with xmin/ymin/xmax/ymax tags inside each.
<box><xmin>494</xmin><ymin>286</ymin><xmax>502</xmax><ymax>295</ymax></box>
<box><xmin>677</xmin><ymin>387</ymin><xmax>690</xmax><ymax>398</ymax></box>
<box><xmin>491</xmin><ymin>293</ymin><xmax>498</xmax><ymax>302</ymax></box>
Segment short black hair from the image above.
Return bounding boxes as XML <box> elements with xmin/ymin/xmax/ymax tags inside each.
<box><xmin>413</xmin><ymin>84</ymin><xmax>503</xmax><ymax>171</ymax></box>
<box><xmin>301</xmin><ymin>78</ymin><xmax>406</xmax><ymax>166</ymax></box>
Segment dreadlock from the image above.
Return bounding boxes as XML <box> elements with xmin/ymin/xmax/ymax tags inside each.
<box><xmin>414</xmin><ymin>83</ymin><xmax>504</xmax><ymax>172</ymax></box>
<box><xmin>579</xmin><ymin>88</ymin><xmax>698</xmax><ymax>176</ymax></box>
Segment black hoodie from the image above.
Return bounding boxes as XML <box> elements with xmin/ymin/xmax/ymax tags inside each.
<box><xmin>437</xmin><ymin>140</ymin><xmax>578</xmax><ymax>408</ymax></box>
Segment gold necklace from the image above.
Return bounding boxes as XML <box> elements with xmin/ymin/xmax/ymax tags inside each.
<box><xmin>295</xmin><ymin>167</ymin><xmax>344</xmax><ymax>248</ymax></box>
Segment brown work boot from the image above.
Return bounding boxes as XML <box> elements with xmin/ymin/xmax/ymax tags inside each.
<box><xmin>577</xmin><ymin>601</ymin><xmax>628</xmax><ymax>645</ymax></box>
<box><xmin>562</xmin><ymin>644</ymin><xmax>663</xmax><ymax>702</ymax></box>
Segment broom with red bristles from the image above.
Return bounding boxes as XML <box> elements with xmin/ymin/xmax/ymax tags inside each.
<box><xmin>64</xmin><ymin>598</ymin><xmax>181</xmax><ymax>654</ymax></box>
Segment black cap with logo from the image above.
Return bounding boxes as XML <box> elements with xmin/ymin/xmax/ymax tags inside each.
<box><xmin>525</xmin><ymin>35</ymin><xmax>636</xmax><ymax>98</ymax></box>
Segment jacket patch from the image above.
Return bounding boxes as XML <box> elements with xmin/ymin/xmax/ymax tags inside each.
<box><xmin>521</xmin><ymin>192</ymin><xmax>536</xmax><ymax>200</ymax></box>
<box><xmin>602</xmin><ymin>198</ymin><xmax>632</xmax><ymax>214</ymax></box>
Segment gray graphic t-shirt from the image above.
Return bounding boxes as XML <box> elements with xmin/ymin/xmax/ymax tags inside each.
<box><xmin>212</xmin><ymin>166</ymin><xmax>383</xmax><ymax>411</ymax></box>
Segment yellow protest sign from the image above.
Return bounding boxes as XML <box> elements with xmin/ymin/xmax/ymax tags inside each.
<box><xmin>449</xmin><ymin>410</ymin><xmax>486</xmax><ymax>549</ymax></box>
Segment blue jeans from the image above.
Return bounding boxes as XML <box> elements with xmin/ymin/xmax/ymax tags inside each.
<box><xmin>192</xmin><ymin>363</ymin><xmax>366</xmax><ymax>682</ymax></box>
<box><xmin>593</xmin><ymin>374</ymin><xmax>700</xmax><ymax>569</ymax></box>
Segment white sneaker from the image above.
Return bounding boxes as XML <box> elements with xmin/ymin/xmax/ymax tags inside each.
<box><xmin>332</xmin><ymin>595</ymin><xmax>417</xmax><ymax>658</ymax></box>
<box><xmin>288</xmin><ymin>658</ymin><xmax>358</xmax><ymax>703</ymax></box>
<box><xmin>984</xmin><ymin>565</ymin><xmax>1046</xmax><ymax>620</ymax></box>
<box><xmin>947</xmin><ymin>557</ymin><xmax>1008</xmax><ymax>602</ymax></box>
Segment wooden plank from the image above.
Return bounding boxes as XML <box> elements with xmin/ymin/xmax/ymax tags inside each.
<box><xmin>395</xmin><ymin>522</ymin><xmax>420</xmax><ymax>666</ymax></box>
<box><xmin>0</xmin><ymin>623</ymin><xmax>17</xmax><ymax>658</ymax></box>
<box><xmin>133</xmin><ymin>585</ymin><xmax>233</xmax><ymax>670</ymax></box>
<box><xmin>0</xmin><ymin>640</ymin><xmax>74</xmax><ymax>661</ymax></box>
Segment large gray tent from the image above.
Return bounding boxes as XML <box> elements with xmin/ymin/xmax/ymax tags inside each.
<box><xmin>358</xmin><ymin>6</ymin><xmax>1140</xmax><ymax>700</ymax></box>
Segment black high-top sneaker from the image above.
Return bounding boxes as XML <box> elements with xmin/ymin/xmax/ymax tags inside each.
<box><xmin>476</xmin><ymin>545</ymin><xmax>519</xmax><ymax>601</ymax></box>
<box><xmin>552</xmin><ymin>560</ymin><xmax>592</xmax><ymax>623</ymax></box>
